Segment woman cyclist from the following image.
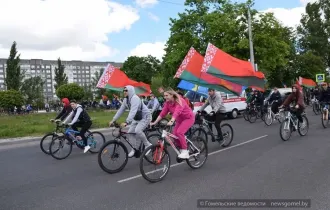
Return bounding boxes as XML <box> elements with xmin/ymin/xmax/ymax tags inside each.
<box><xmin>150</xmin><ymin>88</ymin><xmax>195</xmax><ymax>159</ymax></box>
<box><xmin>50</xmin><ymin>98</ymin><xmax>72</xmax><ymax>122</ymax></box>
<box><xmin>279</xmin><ymin>84</ymin><xmax>305</xmax><ymax>127</ymax></box>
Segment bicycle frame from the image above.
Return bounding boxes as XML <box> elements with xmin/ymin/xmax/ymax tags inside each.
<box><xmin>283</xmin><ymin>110</ymin><xmax>298</xmax><ymax>130</ymax></box>
<box><xmin>160</xmin><ymin>129</ymin><xmax>201</xmax><ymax>157</ymax></box>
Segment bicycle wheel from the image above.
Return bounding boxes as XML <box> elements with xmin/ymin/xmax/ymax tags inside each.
<box><xmin>98</xmin><ymin>140</ymin><xmax>128</xmax><ymax>174</ymax></box>
<box><xmin>157</xmin><ymin>118</ymin><xmax>169</xmax><ymax>134</ymax></box>
<box><xmin>221</xmin><ymin>123</ymin><xmax>234</xmax><ymax>147</ymax></box>
<box><xmin>88</xmin><ymin>131</ymin><xmax>106</xmax><ymax>154</ymax></box>
<box><xmin>264</xmin><ymin>111</ymin><xmax>273</xmax><ymax>126</ymax></box>
<box><xmin>248</xmin><ymin>111</ymin><xmax>257</xmax><ymax>123</ymax></box>
<box><xmin>49</xmin><ymin>136</ymin><xmax>73</xmax><ymax>160</ymax></box>
<box><xmin>277</xmin><ymin>111</ymin><xmax>285</xmax><ymax>123</ymax></box>
<box><xmin>243</xmin><ymin>109</ymin><xmax>249</xmax><ymax>121</ymax></box>
<box><xmin>186</xmin><ymin>136</ymin><xmax>208</xmax><ymax>169</ymax></box>
<box><xmin>40</xmin><ymin>133</ymin><xmax>57</xmax><ymax>155</ymax></box>
<box><xmin>190</xmin><ymin>128</ymin><xmax>208</xmax><ymax>144</ymax></box>
<box><xmin>279</xmin><ymin>119</ymin><xmax>292</xmax><ymax>141</ymax></box>
<box><xmin>313</xmin><ymin>103</ymin><xmax>318</xmax><ymax>115</ymax></box>
<box><xmin>298</xmin><ymin>116</ymin><xmax>309</xmax><ymax>136</ymax></box>
<box><xmin>321</xmin><ymin>110</ymin><xmax>329</xmax><ymax>128</ymax></box>
<box><xmin>139</xmin><ymin>144</ymin><xmax>171</xmax><ymax>183</ymax></box>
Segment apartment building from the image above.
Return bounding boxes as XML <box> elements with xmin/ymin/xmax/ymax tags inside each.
<box><xmin>0</xmin><ymin>59</ymin><xmax>123</xmax><ymax>100</ymax></box>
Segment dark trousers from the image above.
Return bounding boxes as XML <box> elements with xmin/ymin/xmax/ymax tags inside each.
<box><xmin>291</xmin><ymin>109</ymin><xmax>303</xmax><ymax>123</ymax></box>
<box><xmin>205</xmin><ymin>111</ymin><xmax>225</xmax><ymax>139</ymax></box>
<box><xmin>271</xmin><ymin>102</ymin><xmax>280</xmax><ymax>114</ymax></box>
<box><xmin>71</xmin><ymin>121</ymin><xmax>92</xmax><ymax>146</ymax></box>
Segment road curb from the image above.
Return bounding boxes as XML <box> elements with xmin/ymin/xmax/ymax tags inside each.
<box><xmin>0</xmin><ymin>127</ymin><xmax>114</xmax><ymax>146</ymax></box>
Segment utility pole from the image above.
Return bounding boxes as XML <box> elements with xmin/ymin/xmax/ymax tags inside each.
<box><xmin>248</xmin><ymin>6</ymin><xmax>256</xmax><ymax>71</ymax></box>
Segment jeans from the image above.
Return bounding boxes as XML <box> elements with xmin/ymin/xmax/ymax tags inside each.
<box><xmin>71</xmin><ymin>121</ymin><xmax>92</xmax><ymax>146</ymax></box>
<box><xmin>205</xmin><ymin>111</ymin><xmax>226</xmax><ymax>140</ymax></box>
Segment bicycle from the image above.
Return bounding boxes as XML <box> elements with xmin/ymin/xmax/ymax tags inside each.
<box><xmin>189</xmin><ymin>112</ymin><xmax>233</xmax><ymax>147</ymax></box>
<box><xmin>243</xmin><ymin>104</ymin><xmax>250</xmax><ymax>121</ymax></box>
<box><xmin>312</xmin><ymin>97</ymin><xmax>321</xmax><ymax>115</ymax></box>
<box><xmin>321</xmin><ymin>103</ymin><xmax>330</xmax><ymax>128</ymax></box>
<box><xmin>139</xmin><ymin>126</ymin><xmax>208</xmax><ymax>183</ymax></box>
<box><xmin>40</xmin><ymin>120</ymin><xmax>65</xmax><ymax>155</ymax></box>
<box><xmin>247</xmin><ymin>102</ymin><xmax>265</xmax><ymax>123</ymax></box>
<box><xmin>264</xmin><ymin>101</ymin><xmax>285</xmax><ymax>126</ymax></box>
<box><xmin>49</xmin><ymin>124</ymin><xmax>105</xmax><ymax>160</ymax></box>
<box><xmin>98</xmin><ymin>122</ymin><xmax>156</xmax><ymax>174</ymax></box>
<box><xmin>279</xmin><ymin>106</ymin><xmax>309</xmax><ymax>141</ymax></box>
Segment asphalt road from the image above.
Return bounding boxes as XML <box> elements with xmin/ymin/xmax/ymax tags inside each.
<box><xmin>1</xmin><ymin>108</ymin><xmax>330</xmax><ymax>210</ymax></box>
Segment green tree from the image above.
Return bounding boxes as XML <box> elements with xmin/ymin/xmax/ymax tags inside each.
<box><xmin>122</xmin><ymin>55</ymin><xmax>161</xmax><ymax>84</ymax></box>
<box><xmin>0</xmin><ymin>90</ymin><xmax>24</xmax><ymax>109</ymax></box>
<box><xmin>150</xmin><ymin>75</ymin><xmax>164</xmax><ymax>97</ymax></box>
<box><xmin>83</xmin><ymin>85</ymin><xmax>93</xmax><ymax>101</ymax></box>
<box><xmin>56</xmin><ymin>83</ymin><xmax>84</xmax><ymax>101</ymax></box>
<box><xmin>4</xmin><ymin>41</ymin><xmax>24</xmax><ymax>91</ymax></box>
<box><xmin>297</xmin><ymin>0</ymin><xmax>330</xmax><ymax>68</ymax></box>
<box><xmin>161</xmin><ymin>0</ymin><xmax>295</xmax><ymax>88</ymax></box>
<box><xmin>54</xmin><ymin>58</ymin><xmax>68</xmax><ymax>90</ymax></box>
<box><xmin>21</xmin><ymin>76</ymin><xmax>45</xmax><ymax>104</ymax></box>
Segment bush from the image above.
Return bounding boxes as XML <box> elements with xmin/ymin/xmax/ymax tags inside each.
<box><xmin>0</xmin><ymin>90</ymin><xmax>24</xmax><ymax>109</ymax></box>
<box><xmin>56</xmin><ymin>83</ymin><xmax>85</xmax><ymax>101</ymax></box>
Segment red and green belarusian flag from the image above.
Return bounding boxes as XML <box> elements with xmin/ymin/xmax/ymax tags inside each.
<box><xmin>96</xmin><ymin>64</ymin><xmax>151</xmax><ymax>96</ymax></box>
<box><xmin>298</xmin><ymin>76</ymin><xmax>316</xmax><ymax>88</ymax></box>
<box><xmin>174</xmin><ymin>47</ymin><xmax>244</xmax><ymax>95</ymax></box>
<box><xmin>203</xmin><ymin>43</ymin><xmax>266</xmax><ymax>91</ymax></box>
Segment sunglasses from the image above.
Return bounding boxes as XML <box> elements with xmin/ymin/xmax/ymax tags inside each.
<box><xmin>123</xmin><ymin>89</ymin><xmax>128</xmax><ymax>92</ymax></box>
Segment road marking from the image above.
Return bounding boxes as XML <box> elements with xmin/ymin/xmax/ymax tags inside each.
<box><xmin>117</xmin><ymin>134</ymin><xmax>268</xmax><ymax>183</ymax></box>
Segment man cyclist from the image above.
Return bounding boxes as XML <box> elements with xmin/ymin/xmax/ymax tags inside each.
<box><xmin>147</xmin><ymin>93</ymin><xmax>162</xmax><ymax>122</ymax></box>
<box><xmin>268</xmin><ymin>87</ymin><xmax>282</xmax><ymax>114</ymax></box>
<box><xmin>109</xmin><ymin>85</ymin><xmax>152</xmax><ymax>158</ymax></box>
<box><xmin>197</xmin><ymin>88</ymin><xmax>226</xmax><ymax>142</ymax></box>
<box><xmin>280</xmin><ymin>84</ymin><xmax>305</xmax><ymax>127</ymax></box>
<box><xmin>63</xmin><ymin>99</ymin><xmax>93</xmax><ymax>153</ymax></box>
<box><xmin>50</xmin><ymin>98</ymin><xmax>72</xmax><ymax>122</ymax></box>
<box><xmin>250</xmin><ymin>90</ymin><xmax>264</xmax><ymax>116</ymax></box>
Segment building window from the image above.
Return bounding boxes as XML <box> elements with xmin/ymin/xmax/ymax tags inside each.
<box><xmin>31</xmin><ymin>65</ymin><xmax>35</xmax><ymax>69</ymax></box>
<box><xmin>46</xmin><ymin>66</ymin><xmax>50</xmax><ymax>69</ymax></box>
<box><xmin>48</xmin><ymin>89</ymin><xmax>52</xmax><ymax>92</ymax></box>
<box><xmin>0</xmin><ymin>75</ymin><xmax>3</xmax><ymax>78</ymax></box>
<box><xmin>77</xmin><ymin>66</ymin><xmax>80</xmax><ymax>69</ymax></box>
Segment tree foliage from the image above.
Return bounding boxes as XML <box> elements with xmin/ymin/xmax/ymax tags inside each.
<box><xmin>56</xmin><ymin>83</ymin><xmax>84</xmax><ymax>101</ymax></box>
<box><xmin>21</xmin><ymin>76</ymin><xmax>45</xmax><ymax>104</ymax></box>
<box><xmin>54</xmin><ymin>58</ymin><xmax>68</xmax><ymax>90</ymax></box>
<box><xmin>0</xmin><ymin>90</ymin><xmax>24</xmax><ymax>109</ymax></box>
<box><xmin>122</xmin><ymin>55</ymin><xmax>161</xmax><ymax>84</ymax></box>
<box><xmin>5</xmin><ymin>41</ymin><xmax>24</xmax><ymax>91</ymax></box>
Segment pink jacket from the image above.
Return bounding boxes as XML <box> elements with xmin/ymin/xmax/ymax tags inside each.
<box><xmin>159</xmin><ymin>97</ymin><xmax>194</xmax><ymax>121</ymax></box>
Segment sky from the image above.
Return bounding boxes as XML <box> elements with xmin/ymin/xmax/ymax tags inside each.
<box><xmin>0</xmin><ymin>0</ymin><xmax>317</xmax><ymax>63</ymax></box>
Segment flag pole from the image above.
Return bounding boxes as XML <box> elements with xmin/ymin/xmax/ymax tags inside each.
<box><xmin>248</xmin><ymin>6</ymin><xmax>255</xmax><ymax>71</ymax></box>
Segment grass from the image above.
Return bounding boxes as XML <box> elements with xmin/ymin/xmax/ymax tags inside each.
<box><xmin>0</xmin><ymin>109</ymin><xmax>128</xmax><ymax>139</ymax></box>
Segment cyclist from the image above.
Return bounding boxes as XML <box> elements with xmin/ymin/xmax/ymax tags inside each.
<box><xmin>147</xmin><ymin>93</ymin><xmax>162</xmax><ymax>122</ymax></box>
<box><xmin>150</xmin><ymin>88</ymin><xmax>194</xmax><ymax>159</ymax></box>
<box><xmin>63</xmin><ymin>99</ymin><xmax>93</xmax><ymax>153</ymax></box>
<box><xmin>280</xmin><ymin>84</ymin><xmax>305</xmax><ymax>126</ymax></box>
<box><xmin>268</xmin><ymin>87</ymin><xmax>282</xmax><ymax>114</ymax></box>
<box><xmin>51</xmin><ymin>98</ymin><xmax>72</xmax><ymax>122</ymax></box>
<box><xmin>197</xmin><ymin>88</ymin><xmax>226</xmax><ymax>142</ymax></box>
<box><xmin>109</xmin><ymin>85</ymin><xmax>152</xmax><ymax>158</ymax></box>
<box><xmin>251</xmin><ymin>90</ymin><xmax>264</xmax><ymax>116</ymax></box>
<box><xmin>319</xmin><ymin>83</ymin><xmax>330</xmax><ymax>120</ymax></box>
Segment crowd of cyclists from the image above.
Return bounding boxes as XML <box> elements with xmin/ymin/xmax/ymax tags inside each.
<box><xmin>44</xmin><ymin>83</ymin><xmax>330</xmax><ymax>182</ymax></box>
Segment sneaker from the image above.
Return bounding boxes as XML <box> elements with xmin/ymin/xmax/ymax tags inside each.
<box><xmin>83</xmin><ymin>145</ymin><xmax>91</xmax><ymax>153</ymax></box>
<box><xmin>178</xmin><ymin>149</ymin><xmax>189</xmax><ymax>159</ymax></box>
<box><xmin>128</xmin><ymin>149</ymin><xmax>135</xmax><ymax>158</ymax></box>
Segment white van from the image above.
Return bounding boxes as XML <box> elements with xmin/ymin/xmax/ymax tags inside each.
<box><xmin>185</xmin><ymin>91</ymin><xmax>247</xmax><ymax>119</ymax></box>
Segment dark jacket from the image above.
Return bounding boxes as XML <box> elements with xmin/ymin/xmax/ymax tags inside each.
<box><xmin>269</xmin><ymin>92</ymin><xmax>282</xmax><ymax>103</ymax></box>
